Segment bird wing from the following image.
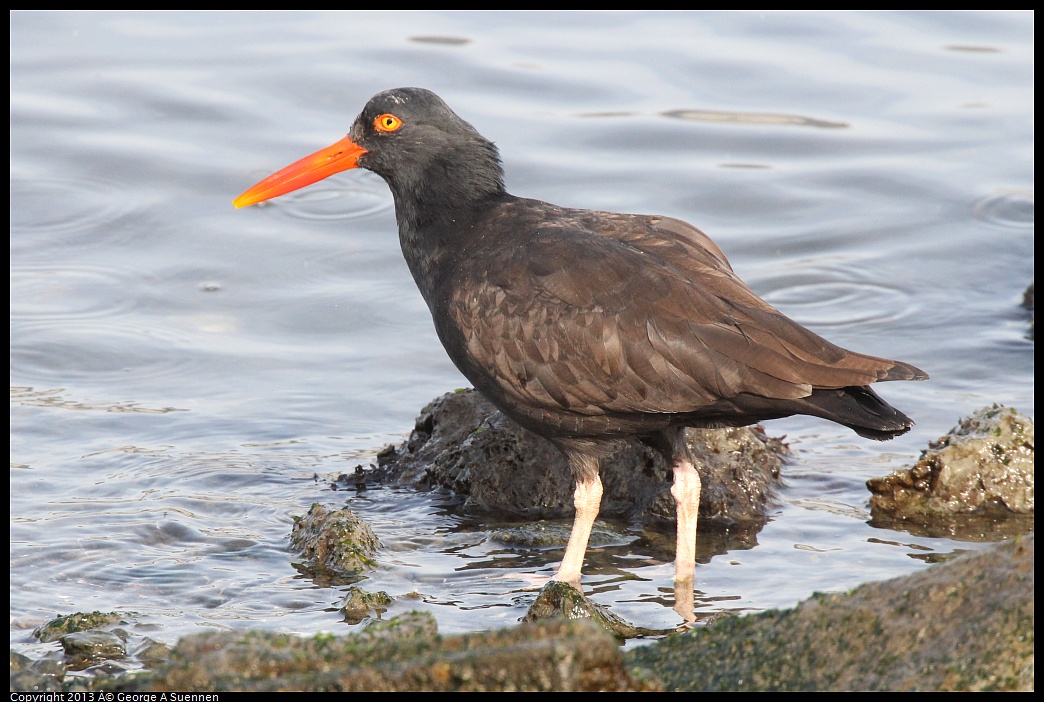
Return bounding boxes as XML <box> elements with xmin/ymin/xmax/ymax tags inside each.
<box><xmin>441</xmin><ymin>201</ymin><xmax>906</xmax><ymax>419</ymax></box>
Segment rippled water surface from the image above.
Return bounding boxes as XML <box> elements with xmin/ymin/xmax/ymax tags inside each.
<box><xmin>10</xmin><ymin>10</ymin><xmax>1033</xmax><ymax>658</ymax></box>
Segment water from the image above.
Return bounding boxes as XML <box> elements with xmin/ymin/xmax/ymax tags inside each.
<box><xmin>10</xmin><ymin>10</ymin><xmax>1033</xmax><ymax>659</ymax></box>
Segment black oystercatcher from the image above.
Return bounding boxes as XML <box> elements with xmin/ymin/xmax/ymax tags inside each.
<box><xmin>235</xmin><ymin>87</ymin><xmax>927</xmax><ymax>618</ymax></box>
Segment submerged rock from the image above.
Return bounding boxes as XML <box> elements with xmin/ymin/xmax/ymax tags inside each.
<box><xmin>60</xmin><ymin>630</ymin><xmax>127</xmax><ymax>665</ymax></box>
<box><xmin>490</xmin><ymin>521</ymin><xmax>627</xmax><ymax>548</ymax></box>
<box><xmin>340</xmin><ymin>586</ymin><xmax>393</xmax><ymax>625</ymax></box>
<box><xmin>375</xmin><ymin>389</ymin><xmax>786</xmax><ymax>529</ymax></box>
<box><xmin>867</xmin><ymin>405</ymin><xmax>1034</xmax><ymax>540</ymax></box>
<box><xmin>17</xmin><ymin>612</ymin><xmax>137</xmax><ymax>691</ymax></box>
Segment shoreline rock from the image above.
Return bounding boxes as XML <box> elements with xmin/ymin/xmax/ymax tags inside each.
<box><xmin>14</xmin><ymin>537</ymin><xmax>1030</xmax><ymax>692</ymax></box>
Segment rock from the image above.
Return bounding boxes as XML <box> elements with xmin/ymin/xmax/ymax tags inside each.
<box><xmin>126</xmin><ymin>615</ymin><xmax>657</xmax><ymax>691</ymax></box>
<box><xmin>9</xmin><ymin>652</ymin><xmax>67</xmax><ymax>692</ymax></box>
<box><xmin>33</xmin><ymin>612</ymin><xmax>125</xmax><ymax>643</ymax></box>
<box><xmin>626</xmin><ymin>536</ymin><xmax>1034</xmax><ymax>691</ymax></box>
<box><xmin>867</xmin><ymin>405</ymin><xmax>1034</xmax><ymax>540</ymax></box>
<box><xmin>17</xmin><ymin>538</ymin><xmax>1031</xmax><ymax>692</ymax></box>
<box><xmin>340</xmin><ymin>586</ymin><xmax>393</xmax><ymax>624</ymax></box>
<box><xmin>357</xmin><ymin>610</ymin><xmax>440</xmax><ymax>644</ymax></box>
<box><xmin>490</xmin><ymin>521</ymin><xmax>627</xmax><ymax>548</ymax></box>
<box><xmin>521</xmin><ymin>580</ymin><xmax>663</xmax><ymax>639</ymax></box>
<box><xmin>289</xmin><ymin>503</ymin><xmax>382</xmax><ymax>575</ymax></box>
<box><xmin>375</xmin><ymin>389</ymin><xmax>786</xmax><ymax>529</ymax></box>
<box><xmin>59</xmin><ymin>630</ymin><xmax>127</xmax><ymax>661</ymax></box>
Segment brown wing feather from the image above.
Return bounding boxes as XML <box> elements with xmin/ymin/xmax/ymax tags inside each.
<box><xmin>437</xmin><ymin>200</ymin><xmax>918</xmax><ymax>424</ymax></box>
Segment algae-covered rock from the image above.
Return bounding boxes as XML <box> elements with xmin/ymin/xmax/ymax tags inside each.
<box><xmin>626</xmin><ymin>536</ymin><xmax>1034</xmax><ymax>691</ymax></box>
<box><xmin>128</xmin><ymin>614</ymin><xmax>655</xmax><ymax>691</ymax></box>
<box><xmin>289</xmin><ymin>503</ymin><xmax>382</xmax><ymax>574</ymax></box>
<box><xmin>33</xmin><ymin>612</ymin><xmax>126</xmax><ymax>643</ymax></box>
<box><xmin>867</xmin><ymin>405</ymin><xmax>1033</xmax><ymax>539</ymax></box>
<box><xmin>340</xmin><ymin>586</ymin><xmax>393</xmax><ymax>624</ymax></box>
<box><xmin>521</xmin><ymin>580</ymin><xmax>665</xmax><ymax>639</ymax></box>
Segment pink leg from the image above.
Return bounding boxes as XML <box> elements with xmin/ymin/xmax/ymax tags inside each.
<box><xmin>671</xmin><ymin>456</ymin><xmax>701</xmax><ymax>622</ymax></box>
<box><xmin>554</xmin><ymin>475</ymin><xmax>603</xmax><ymax>587</ymax></box>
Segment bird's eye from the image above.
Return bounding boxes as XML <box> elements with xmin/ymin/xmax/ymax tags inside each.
<box><xmin>374</xmin><ymin>114</ymin><xmax>403</xmax><ymax>133</ymax></box>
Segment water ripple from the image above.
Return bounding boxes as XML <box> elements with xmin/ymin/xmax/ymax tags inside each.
<box><xmin>10</xmin><ymin>386</ymin><xmax>185</xmax><ymax>414</ymax></box>
<box><xmin>971</xmin><ymin>189</ymin><xmax>1034</xmax><ymax>230</ymax></box>
<box><xmin>10</xmin><ymin>318</ymin><xmax>199</xmax><ymax>384</ymax></box>
<box><xmin>756</xmin><ymin>268</ymin><xmax>917</xmax><ymax>328</ymax></box>
<box><xmin>10</xmin><ymin>263</ymin><xmax>136</xmax><ymax>321</ymax></box>
<box><xmin>266</xmin><ymin>171</ymin><xmax>392</xmax><ymax>222</ymax></box>
<box><xmin>10</xmin><ymin>176</ymin><xmax>132</xmax><ymax>236</ymax></box>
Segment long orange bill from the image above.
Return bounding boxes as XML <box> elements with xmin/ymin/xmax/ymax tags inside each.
<box><xmin>233</xmin><ymin>135</ymin><xmax>368</xmax><ymax>208</ymax></box>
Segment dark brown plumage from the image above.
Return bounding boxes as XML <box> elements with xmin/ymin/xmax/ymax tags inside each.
<box><xmin>235</xmin><ymin>87</ymin><xmax>927</xmax><ymax>621</ymax></box>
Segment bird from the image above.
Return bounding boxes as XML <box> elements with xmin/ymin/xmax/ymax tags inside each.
<box><xmin>235</xmin><ymin>87</ymin><xmax>927</xmax><ymax>619</ymax></box>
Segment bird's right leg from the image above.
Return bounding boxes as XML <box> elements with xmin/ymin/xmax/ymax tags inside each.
<box><xmin>549</xmin><ymin>447</ymin><xmax>603</xmax><ymax>588</ymax></box>
<box><xmin>554</xmin><ymin>473</ymin><xmax>603</xmax><ymax>587</ymax></box>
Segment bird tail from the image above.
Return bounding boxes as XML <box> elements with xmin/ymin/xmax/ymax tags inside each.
<box><xmin>804</xmin><ymin>385</ymin><xmax>914</xmax><ymax>440</ymax></box>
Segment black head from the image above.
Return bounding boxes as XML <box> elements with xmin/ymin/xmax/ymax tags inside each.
<box><xmin>234</xmin><ymin>87</ymin><xmax>505</xmax><ymax>219</ymax></box>
<box><xmin>348</xmin><ymin>87</ymin><xmax>505</xmax><ymax>204</ymax></box>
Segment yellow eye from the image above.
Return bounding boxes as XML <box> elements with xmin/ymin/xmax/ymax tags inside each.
<box><xmin>374</xmin><ymin>113</ymin><xmax>403</xmax><ymax>133</ymax></box>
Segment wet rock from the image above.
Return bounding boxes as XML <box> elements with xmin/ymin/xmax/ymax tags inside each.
<box><xmin>10</xmin><ymin>650</ymin><xmax>31</xmax><ymax>672</ymax></box>
<box><xmin>14</xmin><ymin>539</ymin><xmax>1031</xmax><ymax>692</ymax></box>
<box><xmin>127</xmin><ymin>614</ymin><xmax>656</xmax><ymax>691</ymax></box>
<box><xmin>289</xmin><ymin>503</ymin><xmax>382</xmax><ymax>575</ymax></box>
<box><xmin>15</xmin><ymin>612</ymin><xmax>172</xmax><ymax>690</ymax></box>
<box><xmin>867</xmin><ymin>405</ymin><xmax>1034</xmax><ymax>540</ymax></box>
<box><xmin>358</xmin><ymin>610</ymin><xmax>439</xmax><ymax>643</ymax></box>
<box><xmin>33</xmin><ymin>611</ymin><xmax>125</xmax><ymax>643</ymax></box>
<box><xmin>133</xmin><ymin>637</ymin><xmax>173</xmax><ymax>666</ymax></box>
<box><xmin>79</xmin><ymin>659</ymin><xmax>135</xmax><ymax>679</ymax></box>
<box><xmin>340</xmin><ymin>586</ymin><xmax>393</xmax><ymax>624</ymax></box>
<box><xmin>330</xmin><ymin>464</ymin><xmax>375</xmax><ymax>492</ymax></box>
<box><xmin>375</xmin><ymin>389</ymin><xmax>786</xmax><ymax>529</ymax></box>
<box><xmin>626</xmin><ymin>535</ymin><xmax>1033</xmax><ymax>691</ymax></box>
<box><xmin>490</xmin><ymin>521</ymin><xmax>627</xmax><ymax>548</ymax></box>
<box><xmin>9</xmin><ymin>652</ymin><xmax>67</xmax><ymax>692</ymax></box>
<box><xmin>60</xmin><ymin>630</ymin><xmax>127</xmax><ymax>661</ymax></box>
<box><xmin>522</xmin><ymin>580</ymin><xmax>668</xmax><ymax>639</ymax></box>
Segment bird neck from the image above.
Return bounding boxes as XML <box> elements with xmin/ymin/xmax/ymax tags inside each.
<box><xmin>392</xmin><ymin>188</ymin><xmax>503</xmax><ymax>311</ymax></box>
<box><xmin>384</xmin><ymin>150</ymin><xmax>507</xmax><ymax>310</ymax></box>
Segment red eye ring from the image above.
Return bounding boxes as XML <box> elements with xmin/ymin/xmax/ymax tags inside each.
<box><xmin>374</xmin><ymin>114</ymin><xmax>403</xmax><ymax>133</ymax></box>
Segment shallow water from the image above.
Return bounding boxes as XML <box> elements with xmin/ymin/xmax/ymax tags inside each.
<box><xmin>10</xmin><ymin>10</ymin><xmax>1033</xmax><ymax>659</ymax></box>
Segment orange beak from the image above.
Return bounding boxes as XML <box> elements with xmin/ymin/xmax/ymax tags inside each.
<box><xmin>233</xmin><ymin>134</ymin><xmax>368</xmax><ymax>208</ymax></box>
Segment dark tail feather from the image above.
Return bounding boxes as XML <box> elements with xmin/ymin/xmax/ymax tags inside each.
<box><xmin>879</xmin><ymin>360</ymin><xmax>929</xmax><ymax>382</ymax></box>
<box><xmin>806</xmin><ymin>385</ymin><xmax>915</xmax><ymax>441</ymax></box>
